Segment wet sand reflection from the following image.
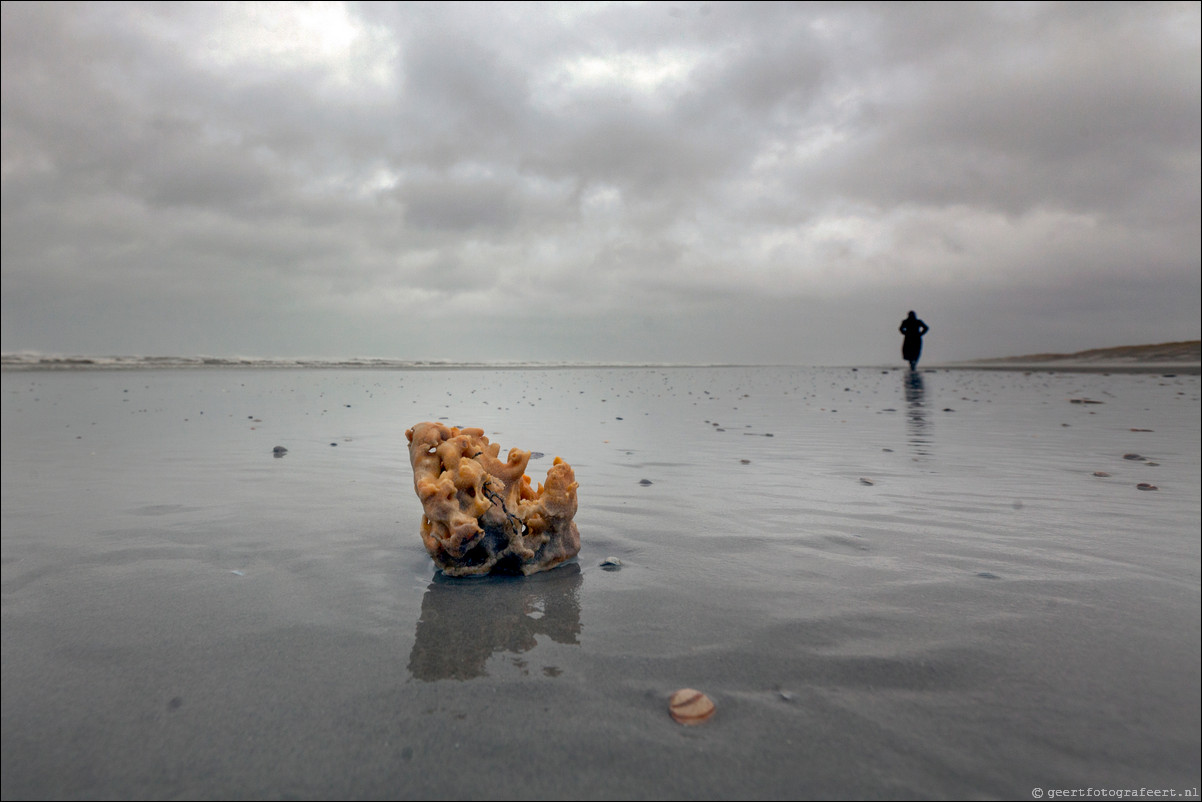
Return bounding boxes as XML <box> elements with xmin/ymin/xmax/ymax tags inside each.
<box><xmin>904</xmin><ymin>371</ymin><xmax>931</xmax><ymax>458</ymax></box>
<box><xmin>408</xmin><ymin>563</ymin><xmax>582</xmax><ymax>681</ymax></box>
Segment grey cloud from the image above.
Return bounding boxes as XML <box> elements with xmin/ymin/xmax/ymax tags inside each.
<box><xmin>2</xmin><ymin>2</ymin><xmax>1197</xmax><ymax>364</ymax></box>
<box><xmin>804</xmin><ymin>4</ymin><xmax>1200</xmax><ymax>218</ymax></box>
<box><xmin>398</xmin><ymin>178</ymin><xmax>518</xmax><ymax>231</ymax></box>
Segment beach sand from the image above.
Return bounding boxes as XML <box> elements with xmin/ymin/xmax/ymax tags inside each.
<box><xmin>2</xmin><ymin>366</ymin><xmax>1199</xmax><ymax>799</ymax></box>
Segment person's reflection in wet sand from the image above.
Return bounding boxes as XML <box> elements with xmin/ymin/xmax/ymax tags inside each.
<box><xmin>408</xmin><ymin>563</ymin><xmax>582</xmax><ymax>681</ymax></box>
<box><xmin>904</xmin><ymin>371</ymin><xmax>931</xmax><ymax>458</ymax></box>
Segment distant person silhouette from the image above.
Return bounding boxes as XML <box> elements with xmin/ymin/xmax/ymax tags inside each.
<box><xmin>898</xmin><ymin>311</ymin><xmax>929</xmax><ymax>370</ymax></box>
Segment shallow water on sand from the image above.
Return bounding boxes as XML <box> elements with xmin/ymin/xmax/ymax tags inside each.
<box><xmin>3</xmin><ymin>367</ymin><xmax>1199</xmax><ymax>799</ymax></box>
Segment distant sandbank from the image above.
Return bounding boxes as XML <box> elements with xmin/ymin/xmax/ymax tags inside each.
<box><xmin>938</xmin><ymin>339</ymin><xmax>1200</xmax><ymax>375</ymax></box>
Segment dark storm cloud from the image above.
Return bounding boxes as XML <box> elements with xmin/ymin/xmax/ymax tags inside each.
<box><xmin>811</xmin><ymin>4</ymin><xmax>1199</xmax><ymax>219</ymax></box>
<box><xmin>2</xmin><ymin>1</ymin><xmax>1197</xmax><ymax>363</ymax></box>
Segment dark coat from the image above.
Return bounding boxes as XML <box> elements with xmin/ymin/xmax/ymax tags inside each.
<box><xmin>899</xmin><ymin>316</ymin><xmax>929</xmax><ymax>362</ymax></box>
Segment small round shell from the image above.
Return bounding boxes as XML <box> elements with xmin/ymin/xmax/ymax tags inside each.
<box><xmin>669</xmin><ymin>688</ymin><xmax>715</xmax><ymax>725</ymax></box>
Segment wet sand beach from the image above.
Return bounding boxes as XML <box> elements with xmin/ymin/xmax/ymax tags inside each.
<box><xmin>2</xmin><ymin>366</ymin><xmax>1199</xmax><ymax>799</ymax></box>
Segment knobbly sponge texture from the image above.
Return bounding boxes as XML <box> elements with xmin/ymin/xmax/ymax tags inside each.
<box><xmin>405</xmin><ymin>422</ymin><xmax>580</xmax><ymax>576</ymax></box>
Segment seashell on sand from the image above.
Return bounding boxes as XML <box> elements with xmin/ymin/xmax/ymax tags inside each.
<box><xmin>669</xmin><ymin>688</ymin><xmax>715</xmax><ymax>725</ymax></box>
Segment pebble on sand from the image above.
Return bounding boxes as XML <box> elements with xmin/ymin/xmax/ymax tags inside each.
<box><xmin>669</xmin><ymin>688</ymin><xmax>715</xmax><ymax>726</ymax></box>
<box><xmin>859</xmin><ymin>477</ymin><xmax>875</xmax><ymax>485</ymax></box>
<box><xmin>639</xmin><ymin>479</ymin><xmax>653</xmax><ymax>486</ymax></box>
<box><xmin>1136</xmin><ymin>483</ymin><xmax>1159</xmax><ymax>491</ymax></box>
<box><xmin>600</xmin><ymin>556</ymin><xmax>622</xmax><ymax>570</ymax></box>
<box><xmin>1092</xmin><ymin>471</ymin><xmax>1111</xmax><ymax>477</ymax></box>
<box><xmin>272</xmin><ymin>446</ymin><xmax>288</xmax><ymax>457</ymax></box>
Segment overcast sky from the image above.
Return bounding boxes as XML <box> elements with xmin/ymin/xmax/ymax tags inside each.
<box><xmin>2</xmin><ymin>1</ymin><xmax>1198</xmax><ymax>365</ymax></box>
